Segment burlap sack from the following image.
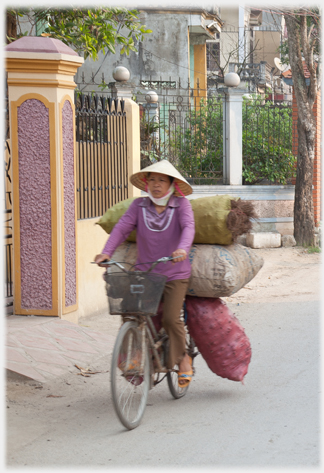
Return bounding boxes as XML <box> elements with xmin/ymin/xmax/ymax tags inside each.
<box><xmin>191</xmin><ymin>195</ymin><xmax>235</xmax><ymax>245</ymax></box>
<box><xmin>187</xmin><ymin>243</ymin><xmax>263</xmax><ymax>297</ymax></box>
<box><xmin>96</xmin><ymin>195</ymin><xmax>241</xmax><ymax>245</ymax></box>
<box><xmin>97</xmin><ymin>197</ymin><xmax>137</xmax><ymax>241</ymax></box>
<box><xmin>111</xmin><ymin>242</ymin><xmax>264</xmax><ymax>298</ymax></box>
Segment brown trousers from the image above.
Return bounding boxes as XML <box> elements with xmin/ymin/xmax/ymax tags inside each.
<box><xmin>161</xmin><ymin>278</ymin><xmax>189</xmax><ymax>369</ymax></box>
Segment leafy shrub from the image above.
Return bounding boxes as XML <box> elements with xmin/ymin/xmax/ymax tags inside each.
<box><xmin>168</xmin><ymin>97</ymin><xmax>223</xmax><ymax>184</ymax></box>
<box><xmin>165</xmin><ymin>95</ymin><xmax>296</xmax><ymax>185</ymax></box>
<box><xmin>242</xmin><ymin>97</ymin><xmax>296</xmax><ymax>184</ymax></box>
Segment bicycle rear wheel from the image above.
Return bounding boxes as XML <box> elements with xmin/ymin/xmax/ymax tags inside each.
<box><xmin>111</xmin><ymin>321</ymin><xmax>150</xmax><ymax>430</ymax></box>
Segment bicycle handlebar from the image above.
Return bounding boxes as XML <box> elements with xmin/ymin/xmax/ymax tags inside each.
<box><xmin>92</xmin><ymin>255</ymin><xmax>181</xmax><ymax>273</ymax></box>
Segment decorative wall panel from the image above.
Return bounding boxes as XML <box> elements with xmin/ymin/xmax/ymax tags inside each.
<box><xmin>62</xmin><ymin>100</ymin><xmax>77</xmax><ymax>307</ymax></box>
<box><xmin>17</xmin><ymin>99</ymin><xmax>52</xmax><ymax>309</ymax></box>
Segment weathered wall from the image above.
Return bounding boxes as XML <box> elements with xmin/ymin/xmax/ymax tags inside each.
<box><xmin>75</xmin><ymin>11</ymin><xmax>191</xmax><ymax>90</ymax></box>
<box><xmin>217</xmin><ymin>7</ymin><xmax>240</xmax><ymax>70</ymax></box>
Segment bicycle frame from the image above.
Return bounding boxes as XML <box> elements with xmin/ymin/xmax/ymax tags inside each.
<box><xmin>121</xmin><ymin>313</ymin><xmax>169</xmax><ymax>377</ymax></box>
<box><xmin>100</xmin><ymin>255</ymin><xmax>179</xmax><ymax>374</ymax></box>
<box><xmin>97</xmin><ymin>256</ymin><xmax>197</xmax><ymax>430</ymax></box>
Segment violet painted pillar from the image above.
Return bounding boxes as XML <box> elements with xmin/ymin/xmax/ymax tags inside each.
<box><xmin>5</xmin><ymin>37</ymin><xmax>83</xmax><ymax>318</ymax></box>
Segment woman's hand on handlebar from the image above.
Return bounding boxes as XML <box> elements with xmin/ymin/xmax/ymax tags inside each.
<box><xmin>171</xmin><ymin>249</ymin><xmax>187</xmax><ymax>263</ymax></box>
<box><xmin>94</xmin><ymin>253</ymin><xmax>111</xmax><ymax>267</ymax></box>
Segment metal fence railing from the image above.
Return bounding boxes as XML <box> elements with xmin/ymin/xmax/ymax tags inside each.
<box><xmin>137</xmin><ymin>81</ymin><xmax>224</xmax><ymax>185</ymax></box>
<box><xmin>4</xmin><ymin>235</ymin><xmax>13</xmax><ymax>299</ymax></box>
<box><xmin>4</xmin><ymin>137</ymin><xmax>13</xmax><ymax>305</ymax></box>
<box><xmin>242</xmin><ymin>100</ymin><xmax>295</xmax><ymax>184</ymax></box>
<box><xmin>75</xmin><ymin>92</ymin><xmax>128</xmax><ymax>219</ymax></box>
<box><xmin>137</xmin><ymin>80</ymin><xmax>294</xmax><ymax>186</ymax></box>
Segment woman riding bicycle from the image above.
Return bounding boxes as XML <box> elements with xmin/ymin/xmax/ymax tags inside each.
<box><xmin>95</xmin><ymin>160</ymin><xmax>195</xmax><ymax>387</ymax></box>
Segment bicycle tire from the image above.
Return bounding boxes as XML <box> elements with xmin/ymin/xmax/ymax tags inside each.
<box><xmin>110</xmin><ymin>321</ymin><xmax>150</xmax><ymax>430</ymax></box>
<box><xmin>166</xmin><ymin>332</ymin><xmax>195</xmax><ymax>399</ymax></box>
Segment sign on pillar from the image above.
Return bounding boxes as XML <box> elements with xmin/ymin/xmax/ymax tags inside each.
<box><xmin>5</xmin><ymin>37</ymin><xmax>83</xmax><ymax>318</ymax></box>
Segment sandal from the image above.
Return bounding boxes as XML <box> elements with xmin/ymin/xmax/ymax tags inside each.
<box><xmin>178</xmin><ymin>356</ymin><xmax>193</xmax><ymax>388</ymax></box>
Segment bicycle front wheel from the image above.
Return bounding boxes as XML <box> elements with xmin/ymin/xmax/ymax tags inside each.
<box><xmin>167</xmin><ymin>333</ymin><xmax>196</xmax><ymax>399</ymax></box>
<box><xmin>110</xmin><ymin>321</ymin><xmax>150</xmax><ymax>430</ymax></box>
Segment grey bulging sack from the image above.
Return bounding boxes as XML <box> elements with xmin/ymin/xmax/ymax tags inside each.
<box><xmin>112</xmin><ymin>242</ymin><xmax>263</xmax><ymax>298</ymax></box>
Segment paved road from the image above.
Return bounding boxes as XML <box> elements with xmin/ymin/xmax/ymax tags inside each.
<box><xmin>6</xmin><ymin>299</ymin><xmax>320</xmax><ymax>468</ymax></box>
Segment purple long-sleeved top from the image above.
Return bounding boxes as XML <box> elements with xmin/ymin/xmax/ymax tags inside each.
<box><xmin>102</xmin><ymin>195</ymin><xmax>195</xmax><ymax>281</ymax></box>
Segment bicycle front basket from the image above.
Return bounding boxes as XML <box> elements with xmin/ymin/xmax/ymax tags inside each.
<box><xmin>104</xmin><ymin>271</ymin><xmax>167</xmax><ymax>316</ymax></box>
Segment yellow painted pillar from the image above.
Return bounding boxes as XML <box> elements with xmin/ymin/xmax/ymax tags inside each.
<box><xmin>5</xmin><ymin>37</ymin><xmax>83</xmax><ymax>320</ymax></box>
<box><xmin>193</xmin><ymin>43</ymin><xmax>207</xmax><ymax>105</ymax></box>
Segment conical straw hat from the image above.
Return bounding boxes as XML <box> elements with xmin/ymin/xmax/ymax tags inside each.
<box><xmin>130</xmin><ymin>160</ymin><xmax>193</xmax><ymax>196</ymax></box>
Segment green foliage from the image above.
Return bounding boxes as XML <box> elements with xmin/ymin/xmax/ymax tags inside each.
<box><xmin>306</xmin><ymin>246</ymin><xmax>321</xmax><ymax>253</ymax></box>
<box><xmin>140</xmin><ymin>114</ymin><xmax>160</xmax><ymax>139</ymax></box>
<box><xmin>140</xmin><ymin>112</ymin><xmax>161</xmax><ymax>166</ymax></box>
<box><xmin>167</xmin><ymin>95</ymin><xmax>296</xmax><ymax>185</ymax></box>
<box><xmin>277</xmin><ymin>40</ymin><xmax>290</xmax><ymax>66</ymax></box>
<box><xmin>242</xmin><ymin>97</ymin><xmax>296</xmax><ymax>184</ymax></box>
<box><xmin>7</xmin><ymin>7</ymin><xmax>152</xmax><ymax>60</ymax></box>
<box><xmin>168</xmin><ymin>97</ymin><xmax>224</xmax><ymax>184</ymax></box>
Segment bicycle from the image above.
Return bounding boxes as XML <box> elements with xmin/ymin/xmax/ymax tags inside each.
<box><xmin>99</xmin><ymin>257</ymin><xmax>198</xmax><ymax>430</ymax></box>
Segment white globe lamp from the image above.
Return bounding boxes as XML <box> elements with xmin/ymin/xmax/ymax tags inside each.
<box><xmin>224</xmin><ymin>72</ymin><xmax>240</xmax><ymax>87</ymax></box>
<box><xmin>145</xmin><ymin>91</ymin><xmax>159</xmax><ymax>103</ymax></box>
<box><xmin>112</xmin><ymin>66</ymin><xmax>130</xmax><ymax>82</ymax></box>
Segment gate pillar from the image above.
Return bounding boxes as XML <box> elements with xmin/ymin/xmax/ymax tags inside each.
<box><xmin>5</xmin><ymin>37</ymin><xmax>83</xmax><ymax>319</ymax></box>
<box><xmin>220</xmin><ymin>76</ymin><xmax>245</xmax><ymax>186</ymax></box>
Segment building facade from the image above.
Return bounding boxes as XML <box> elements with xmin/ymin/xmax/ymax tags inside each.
<box><xmin>75</xmin><ymin>8</ymin><xmax>222</xmax><ymax>94</ymax></box>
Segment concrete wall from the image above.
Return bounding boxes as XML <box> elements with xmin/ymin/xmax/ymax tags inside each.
<box><xmin>75</xmin><ymin>11</ymin><xmax>191</xmax><ymax>91</ymax></box>
<box><xmin>217</xmin><ymin>7</ymin><xmax>240</xmax><ymax>71</ymax></box>
<box><xmin>218</xmin><ymin>7</ymin><xmax>282</xmax><ymax>74</ymax></box>
<box><xmin>75</xmin><ymin>9</ymin><xmax>217</xmax><ymax>94</ymax></box>
<box><xmin>252</xmin><ymin>10</ymin><xmax>282</xmax><ymax>67</ymax></box>
<box><xmin>254</xmin><ymin>31</ymin><xmax>281</xmax><ymax>66</ymax></box>
<box><xmin>71</xmin><ymin>218</ymin><xmax>110</xmax><ymax>323</ymax></box>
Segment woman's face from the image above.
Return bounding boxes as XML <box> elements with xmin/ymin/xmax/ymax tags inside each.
<box><xmin>147</xmin><ymin>172</ymin><xmax>172</xmax><ymax>199</ymax></box>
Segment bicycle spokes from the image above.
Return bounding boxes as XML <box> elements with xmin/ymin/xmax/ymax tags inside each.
<box><xmin>111</xmin><ymin>322</ymin><xmax>150</xmax><ymax>430</ymax></box>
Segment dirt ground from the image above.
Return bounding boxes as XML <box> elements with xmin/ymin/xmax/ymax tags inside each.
<box><xmin>222</xmin><ymin>245</ymin><xmax>321</xmax><ymax>305</ymax></box>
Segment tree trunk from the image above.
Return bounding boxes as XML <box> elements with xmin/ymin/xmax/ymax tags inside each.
<box><xmin>6</xmin><ymin>12</ymin><xmax>17</xmax><ymax>42</ymax></box>
<box><xmin>294</xmin><ymin>117</ymin><xmax>315</xmax><ymax>245</ymax></box>
<box><xmin>284</xmin><ymin>13</ymin><xmax>316</xmax><ymax>246</ymax></box>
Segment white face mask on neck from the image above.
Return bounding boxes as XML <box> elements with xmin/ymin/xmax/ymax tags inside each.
<box><xmin>147</xmin><ymin>183</ymin><xmax>175</xmax><ymax>206</ymax></box>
